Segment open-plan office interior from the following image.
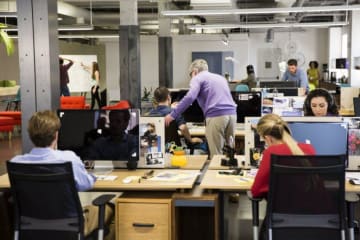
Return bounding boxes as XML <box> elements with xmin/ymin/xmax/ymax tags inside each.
<box><xmin>1</xmin><ymin>0</ymin><xmax>360</xmax><ymax>240</ymax></box>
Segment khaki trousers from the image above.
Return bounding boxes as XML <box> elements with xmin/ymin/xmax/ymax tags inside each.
<box><xmin>205</xmin><ymin>114</ymin><xmax>236</xmax><ymax>159</ymax></box>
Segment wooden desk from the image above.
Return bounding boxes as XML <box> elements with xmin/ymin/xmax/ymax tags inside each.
<box><xmin>200</xmin><ymin>169</ymin><xmax>360</xmax><ymax>193</ymax></box>
<box><xmin>0</xmin><ymin>169</ymin><xmax>200</xmax><ymax>191</ymax></box>
<box><xmin>181</xmin><ymin>155</ymin><xmax>208</xmax><ymax>170</ymax></box>
<box><xmin>200</xmin><ymin>170</ymin><xmax>253</xmax><ymax>191</ymax></box>
<box><xmin>208</xmin><ymin>155</ymin><xmax>246</xmax><ymax>170</ymax></box>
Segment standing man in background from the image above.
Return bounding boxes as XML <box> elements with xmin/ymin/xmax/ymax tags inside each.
<box><xmin>59</xmin><ymin>57</ymin><xmax>74</xmax><ymax>96</ymax></box>
<box><xmin>281</xmin><ymin>59</ymin><xmax>309</xmax><ymax>95</ymax></box>
<box><xmin>165</xmin><ymin>59</ymin><xmax>237</xmax><ymax>159</ymax></box>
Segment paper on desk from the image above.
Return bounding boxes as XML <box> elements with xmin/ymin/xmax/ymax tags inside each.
<box><xmin>346</xmin><ymin>172</ymin><xmax>360</xmax><ymax>180</ymax></box>
<box><xmin>148</xmin><ymin>171</ymin><xmax>200</xmax><ymax>182</ymax></box>
<box><xmin>233</xmin><ymin>177</ymin><xmax>254</xmax><ymax>184</ymax></box>
<box><xmin>95</xmin><ymin>175</ymin><xmax>118</xmax><ymax>181</ymax></box>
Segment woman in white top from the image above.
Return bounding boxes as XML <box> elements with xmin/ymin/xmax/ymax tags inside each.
<box><xmin>81</xmin><ymin>61</ymin><xmax>101</xmax><ymax>109</ymax></box>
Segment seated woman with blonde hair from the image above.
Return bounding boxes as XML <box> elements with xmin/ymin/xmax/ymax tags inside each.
<box><xmin>251</xmin><ymin>113</ymin><xmax>316</xmax><ymax>198</ymax></box>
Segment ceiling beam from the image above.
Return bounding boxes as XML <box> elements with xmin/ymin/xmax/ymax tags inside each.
<box><xmin>162</xmin><ymin>4</ymin><xmax>360</xmax><ymax>16</ymax></box>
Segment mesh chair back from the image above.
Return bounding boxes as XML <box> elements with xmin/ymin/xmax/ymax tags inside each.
<box><xmin>353</xmin><ymin>97</ymin><xmax>360</xmax><ymax>116</ymax></box>
<box><xmin>266</xmin><ymin>154</ymin><xmax>346</xmax><ymax>240</ymax></box>
<box><xmin>6</xmin><ymin>161</ymin><xmax>84</xmax><ymax>240</ymax></box>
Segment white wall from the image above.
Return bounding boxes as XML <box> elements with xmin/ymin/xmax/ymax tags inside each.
<box><xmin>102</xmin><ymin>29</ymin><xmax>327</xmax><ymax>94</ymax></box>
<box><xmin>0</xmin><ymin>41</ymin><xmax>19</xmax><ymax>82</ymax></box>
<box><xmin>249</xmin><ymin>28</ymin><xmax>328</xmax><ymax>80</ymax></box>
<box><xmin>172</xmin><ymin>34</ymin><xmax>249</xmax><ymax>88</ymax></box>
<box><xmin>140</xmin><ymin>36</ymin><xmax>159</xmax><ymax>93</ymax></box>
<box><xmin>0</xmin><ymin>29</ymin><xmax>330</xmax><ymax>99</ymax></box>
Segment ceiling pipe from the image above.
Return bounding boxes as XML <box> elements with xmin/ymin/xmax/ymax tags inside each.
<box><xmin>188</xmin><ymin>21</ymin><xmax>348</xmax><ymax>29</ymax></box>
<box><xmin>162</xmin><ymin>4</ymin><xmax>360</xmax><ymax>16</ymax></box>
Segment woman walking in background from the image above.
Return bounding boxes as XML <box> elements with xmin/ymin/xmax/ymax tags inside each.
<box><xmin>81</xmin><ymin>61</ymin><xmax>101</xmax><ymax>109</ymax></box>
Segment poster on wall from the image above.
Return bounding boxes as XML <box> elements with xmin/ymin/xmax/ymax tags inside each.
<box><xmin>60</xmin><ymin>54</ymin><xmax>97</xmax><ymax>93</ymax></box>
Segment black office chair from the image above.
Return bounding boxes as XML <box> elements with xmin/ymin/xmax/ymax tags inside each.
<box><xmin>164</xmin><ymin>120</ymin><xmax>198</xmax><ymax>154</ymax></box>
<box><xmin>6</xmin><ymin>161</ymin><xmax>115</xmax><ymax>240</ymax></box>
<box><xmin>353</xmin><ymin>97</ymin><xmax>360</xmax><ymax>116</ymax></box>
<box><xmin>165</xmin><ymin>120</ymin><xmax>182</xmax><ymax>147</ymax></box>
<box><xmin>248</xmin><ymin>154</ymin><xmax>358</xmax><ymax>240</ymax></box>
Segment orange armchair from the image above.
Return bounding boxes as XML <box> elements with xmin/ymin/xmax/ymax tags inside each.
<box><xmin>101</xmin><ymin>100</ymin><xmax>130</xmax><ymax>110</ymax></box>
<box><xmin>60</xmin><ymin>96</ymin><xmax>90</xmax><ymax>109</ymax></box>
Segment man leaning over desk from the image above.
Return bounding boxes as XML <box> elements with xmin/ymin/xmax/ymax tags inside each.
<box><xmin>281</xmin><ymin>58</ymin><xmax>309</xmax><ymax>95</ymax></box>
<box><xmin>165</xmin><ymin>59</ymin><xmax>237</xmax><ymax>159</ymax></box>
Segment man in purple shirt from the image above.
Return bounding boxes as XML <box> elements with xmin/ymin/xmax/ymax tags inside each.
<box><xmin>59</xmin><ymin>57</ymin><xmax>74</xmax><ymax>96</ymax></box>
<box><xmin>165</xmin><ymin>59</ymin><xmax>237</xmax><ymax>159</ymax></box>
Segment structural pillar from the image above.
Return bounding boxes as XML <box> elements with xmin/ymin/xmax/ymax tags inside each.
<box><xmin>16</xmin><ymin>0</ymin><xmax>59</xmax><ymax>152</ymax></box>
<box><xmin>158</xmin><ymin>1</ymin><xmax>173</xmax><ymax>87</ymax></box>
<box><xmin>349</xmin><ymin>11</ymin><xmax>360</xmax><ymax>86</ymax></box>
<box><xmin>119</xmin><ymin>0</ymin><xmax>141</xmax><ymax>109</ymax></box>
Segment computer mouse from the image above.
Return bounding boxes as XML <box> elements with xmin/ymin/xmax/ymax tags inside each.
<box><xmin>122</xmin><ymin>176</ymin><xmax>138</xmax><ymax>184</ymax></box>
<box><xmin>349</xmin><ymin>179</ymin><xmax>360</xmax><ymax>185</ymax></box>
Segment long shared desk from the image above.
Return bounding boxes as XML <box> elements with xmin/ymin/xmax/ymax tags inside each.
<box><xmin>1</xmin><ymin>154</ymin><xmax>360</xmax><ymax>240</ymax></box>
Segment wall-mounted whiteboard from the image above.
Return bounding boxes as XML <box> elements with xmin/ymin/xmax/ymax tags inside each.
<box><xmin>60</xmin><ymin>55</ymin><xmax>97</xmax><ymax>93</ymax></box>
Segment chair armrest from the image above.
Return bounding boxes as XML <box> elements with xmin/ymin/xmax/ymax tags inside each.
<box><xmin>247</xmin><ymin>190</ymin><xmax>264</xmax><ymax>203</ymax></box>
<box><xmin>346</xmin><ymin>193</ymin><xmax>360</xmax><ymax>230</ymax></box>
<box><xmin>247</xmin><ymin>190</ymin><xmax>264</xmax><ymax>237</ymax></box>
<box><xmin>91</xmin><ymin>194</ymin><xmax>116</xmax><ymax>240</ymax></box>
<box><xmin>92</xmin><ymin>194</ymin><xmax>116</xmax><ymax>206</ymax></box>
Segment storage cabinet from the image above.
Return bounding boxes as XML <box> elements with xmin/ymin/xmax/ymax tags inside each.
<box><xmin>116</xmin><ymin>193</ymin><xmax>172</xmax><ymax>240</ymax></box>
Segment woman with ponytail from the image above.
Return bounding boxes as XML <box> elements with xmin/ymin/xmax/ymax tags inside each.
<box><xmin>251</xmin><ymin>114</ymin><xmax>316</xmax><ymax>198</ymax></box>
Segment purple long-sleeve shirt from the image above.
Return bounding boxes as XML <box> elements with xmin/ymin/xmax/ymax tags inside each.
<box><xmin>170</xmin><ymin>71</ymin><xmax>236</xmax><ymax>120</ymax></box>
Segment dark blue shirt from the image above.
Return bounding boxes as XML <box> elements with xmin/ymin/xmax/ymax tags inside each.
<box><xmin>149</xmin><ymin>105</ymin><xmax>186</xmax><ymax>127</ymax></box>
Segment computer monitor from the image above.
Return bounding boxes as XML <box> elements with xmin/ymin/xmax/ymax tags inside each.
<box><xmin>244</xmin><ymin>116</ymin><xmax>348</xmax><ymax>167</ymax></box>
<box><xmin>260</xmin><ymin>80</ymin><xmax>298</xmax><ymax>88</ymax></box>
<box><xmin>267</xmin><ymin>88</ymin><xmax>299</xmax><ymax>96</ymax></box>
<box><xmin>57</xmin><ymin>109</ymin><xmax>140</xmax><ymax>168</ymax></box>
<box><xmin>231</xmin><ymin>91</ymin><xmax>262</xmax><ymax>123</ymax></box>
<box><xmin>170</xmin><ymin>89</ymin><xmax>205</xmax><ymax>123</ymax></box>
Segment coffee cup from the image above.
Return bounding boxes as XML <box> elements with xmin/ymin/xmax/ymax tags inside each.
<box><xmin>127</xmin><ymin>160</ymin><xmax>138</xmax><ymax>170</ymax></box>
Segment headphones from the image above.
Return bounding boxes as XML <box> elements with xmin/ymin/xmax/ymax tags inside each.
<box><xmin>304</xmin><ymin>89</ymin><xmax>335</xmax><ymax>115</ymax></box>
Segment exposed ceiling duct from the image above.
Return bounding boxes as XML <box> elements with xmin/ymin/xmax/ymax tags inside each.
<box><xmin>0</xmin><ymin>0</ymin><xmax>359</xmax><ymax>38</ymax></box>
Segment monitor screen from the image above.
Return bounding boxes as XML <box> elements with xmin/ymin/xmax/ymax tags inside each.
<box><xmin>231</xmin><ymin>91</ymin><xmax>262</xmax><ymax>123</ymax></box>
<box><xmin>288</xmin><ymin>122</ymin><xmax>348</xmax><ymax>158</ymax></box>
<box><xmin>170</xmin><ymin>89</ymin><xmax>205</xmax><ymax>123</ymax></box>
<box><xmin>267</xmin><ymin>88</ymin><xmax>299</xmax><ymax>96</ymax></box>
<box><xmin>260</xmin><ymin>80</ymin><xmax>298</xmax><ymax>88</ymax></box>
<box><xmin>57</xmin><ymin>109</ymin><xmax>140</xmax><ymax>162</ymax></box>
